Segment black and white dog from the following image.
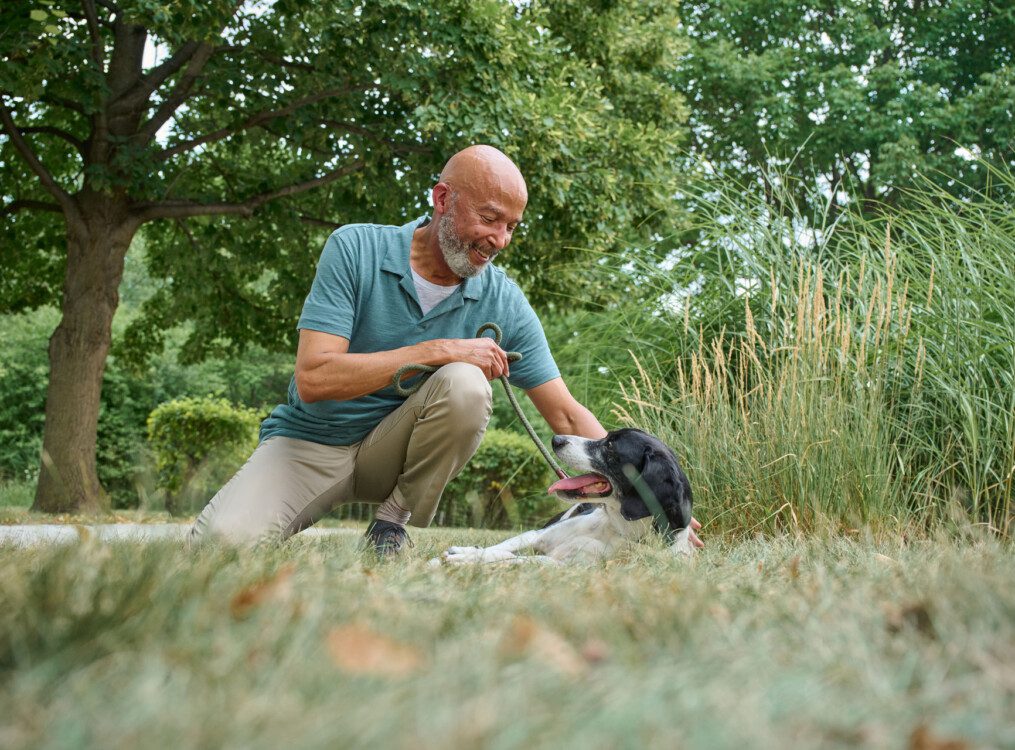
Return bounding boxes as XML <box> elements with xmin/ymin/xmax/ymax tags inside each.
<box><xmin>434</xmin><ymin>428</ymin><xmax>695</xmax><ymax>565</ymax></box>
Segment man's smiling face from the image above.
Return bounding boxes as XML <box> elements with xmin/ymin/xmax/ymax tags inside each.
<box><xmin>437</xmin><ymin>191</ymin><xmax>524</xmax><ymax>278</ymax></box>
<box><xmin>432</xmin><ymin>144</ymin><xmax>528</xmax><ymax>280</ymax></box>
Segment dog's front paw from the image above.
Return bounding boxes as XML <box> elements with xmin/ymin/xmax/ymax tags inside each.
<box><xmin>446</xmin><ymin>546</ymin><xmax>482</xmax><ymax>556</ymax></box>
<box><xmin>669</xmin><ymin>528</ymin><xmax>697</xmax><ymax>558</ymax></box>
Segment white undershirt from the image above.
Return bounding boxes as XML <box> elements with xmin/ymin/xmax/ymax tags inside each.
<box><xmin>411</xmin><ymin>268</ymin><xmax>460</xmax><ymax>315</ymax></box>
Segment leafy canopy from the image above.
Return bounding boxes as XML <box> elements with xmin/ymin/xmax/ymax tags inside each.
<box><xmin>1</xmin><ymin>0</ymin><xmax>689</xmax><ymax>362</ymax></box>
<box><xmin>677</xmin><ymin>0</ymin><xmax>1015</xmax><ymax>211</ymax></box>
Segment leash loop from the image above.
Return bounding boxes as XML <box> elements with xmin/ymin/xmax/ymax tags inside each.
<box><xmin>391</xmin><ymin>322</ymin><xmax>568</xmax><ymax>479</ymax></box>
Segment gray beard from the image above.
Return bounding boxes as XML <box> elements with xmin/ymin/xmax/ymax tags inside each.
<box><xmin>437</xmin><ymin>211</ymin><xmax>490</xmax><ymax>279</ymax></box>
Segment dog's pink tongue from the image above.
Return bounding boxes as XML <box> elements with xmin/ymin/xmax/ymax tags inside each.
<box><xmin>547</xmin><ymin>473</ymin><xmax>603</xmax><ymax>494</ymax></box>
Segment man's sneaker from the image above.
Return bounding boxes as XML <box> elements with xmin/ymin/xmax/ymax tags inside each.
<box><xmin>363</xmin><ymin>519</ymin><xmax>411</xmax><ymax>558</ymax></box>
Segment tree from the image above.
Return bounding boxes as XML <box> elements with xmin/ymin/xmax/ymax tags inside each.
<box><xmin>0</xmin><ymin>0</ymin><xmax>688</xmax><ymax>513</ymax></box>
<box><xmin>677</xmin><ymin>0</ymin><xmax>1015</xmax><ymax>213</ymax></box>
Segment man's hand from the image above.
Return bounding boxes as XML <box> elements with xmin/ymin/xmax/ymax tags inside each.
<box><xmin>689</xmin><ymin>517</ymin><xmax>704</xmax><ymax>548</ymax></box>
<box><xmin>434</xmin><ymin>337</ymin><xmax>511</xmax><ymax>380</ymax></box>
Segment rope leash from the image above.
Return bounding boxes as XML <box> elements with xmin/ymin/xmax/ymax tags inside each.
<box><xmin>391</xmin><ymin>322</ymin><xmax>568</xmax><ymax>479</ymax></box>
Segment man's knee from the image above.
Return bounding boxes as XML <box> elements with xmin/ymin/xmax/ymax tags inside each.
<box><xmin>428</xmin><ymin>362</ymin><xmax>493</xmax><ymax>422</ymax></box>
<box><xmin>190</xmin><ymin>492</ymin><xmax>287</xmax><ymax>546</ymax></box>
<box><xmin>426</xmin><ymin>361</ymin><xmax>493</xmax><ymax>430</ymax></box>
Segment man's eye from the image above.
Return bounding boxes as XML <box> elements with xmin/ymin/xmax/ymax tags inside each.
<box><xmin>481</xmin><ymin>215</ymin><xmax>494</xmax><ymax>223</ymax></box>
<box><xmin>507</xmin><ymin>224</ymin><xmax>517</xmax><ymax>233</ymax></box>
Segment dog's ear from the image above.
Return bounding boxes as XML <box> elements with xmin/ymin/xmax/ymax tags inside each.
<box><xmin>624</xmin><ymin>443</ymin><xmax>693</xmax><ymax>534</ymax></box>
<box><xmin>618</xmin><ymin>443</ymin><xmax>667</xmax><ymax>522</ymax></box>
<box><xmin>618</xmin><ymin>470</ymin><xmax>652</xmax><ymax>522</ymax></box>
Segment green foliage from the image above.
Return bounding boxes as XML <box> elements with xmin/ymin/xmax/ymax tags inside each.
<box><xmin>146</xmin><ymin>397</ymin><xmax>261</xmax><ymax>516</ymax></box>
<box><xmin>677</xmin><ymin>0</ymin><xmax>1015</xmax><ymax>213</ymax></box>
<box><xmin>0</xmin><ymin>309</ymin><xmax>55</xmax><ymax>483</ymax></box>
<box><xmin>0</xmin><ymin>307</ymin><xmax>161</xmax><ymax>505</ymax></box>
<box><xmin>440</xmin><ymin>428</ymin><xmax>559</xmax><ymax>528</ymax></box>
<box><xmin>0</xmin><ymin>291</ymin><xmax>292</xmax><ymax>509</ymax></box>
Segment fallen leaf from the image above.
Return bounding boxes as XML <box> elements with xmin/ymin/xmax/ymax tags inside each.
<box><xmin>786</xmin><ymin>556</ymin><xmax>801</xmax><ymax>579</ymax></box>
<box><xmin>499</xmin><ymin>614</ymin><xmax>587</xmax><ymax>677</ymax></box>
<box><xmin>326</xmin><ymin>623</ymin><xmax>423</xmax><ymax>677</ymax></box>
<box><xmin>708</xmin><ymin>604</ymin><xmax>731</xmax><ymax>626</ymax></box>
<box><xmin>885</xmin><ymin>602</ymin><xmax>936</xmax><ymax>639</ymax></box>
<box><xmin>230</xmin><ymin>564</ymin><xmax>295</xmax><ymax>619</ymax></box>
<box><xmin>908</xmin><ymin>724</ymin><xmax>969</xmax><ymax>750</ymax></box>
<box><xmin>580</xmin><ymin>637</ymin><xmax>610</xmax><ymax>664</ymax></box>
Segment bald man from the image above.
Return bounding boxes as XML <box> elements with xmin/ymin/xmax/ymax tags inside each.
<box><xmin>190</xmin><ymin>145</ymin><xmax>702</xmax><ymax>554</ymax></box>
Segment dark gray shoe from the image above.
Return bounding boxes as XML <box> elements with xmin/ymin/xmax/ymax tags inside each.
<box><xmin>364</xmin><ymin>519</ymin><xmax>411</xmax><ymax>558</ymax></box>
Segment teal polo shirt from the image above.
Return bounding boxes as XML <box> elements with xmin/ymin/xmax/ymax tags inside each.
<box><xmin>259</xmin><ymin>216</ymin><xmax>561</xmax><ymax>446</ymax></box>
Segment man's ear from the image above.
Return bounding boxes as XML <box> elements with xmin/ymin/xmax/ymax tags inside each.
<box><xmin>432</xmin><ymin>182</ymin><xmax>452</xmax><ymax>214</ymax></box>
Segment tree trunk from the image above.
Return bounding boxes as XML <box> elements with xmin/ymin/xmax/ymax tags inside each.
<box><xmin>32</xmin><ymin>200</ymin><xmax>138</xmax><ymax>514</ymax></box>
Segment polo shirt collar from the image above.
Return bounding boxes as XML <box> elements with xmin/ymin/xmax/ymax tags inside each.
<box><xmin>381</xmin><ymin>214</ymin><xmax>485</xmax><ymax>300</ymax></box>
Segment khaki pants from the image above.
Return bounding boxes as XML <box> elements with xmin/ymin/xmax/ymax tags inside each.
<box><xmin>189</xmin><ymin>363</ymin><xmax>493</xmax><ymax>544</ymax></box>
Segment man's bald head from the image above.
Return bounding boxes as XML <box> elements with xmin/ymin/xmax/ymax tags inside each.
<box><xmin>438</xmin><ymin>145</ymin><xmax>527</xmax><ymax>209</ymax></box>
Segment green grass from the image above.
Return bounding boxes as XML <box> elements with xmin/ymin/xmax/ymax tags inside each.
<box><xmin>0</xmin><ymin>531</ymin><xmax>1011</xmax><ymax>749</ymax></box>
<box><xmin>0</xmin><ymin>480</ymin><xmax>34</xmax><ymax>511</ymax></box>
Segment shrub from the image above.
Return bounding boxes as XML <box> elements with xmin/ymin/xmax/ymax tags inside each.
<box><xmin>438</xmin><ymin>428</ymin><xmax>561</xmax><ymax>529</ymax></box>
<box><xmin>147</xmin><ymin>397</ymin><xmax>261</xmax><ymax>516</ymax></box>
<box><xmin>0</xmin><ymin>309</ymin><xmax>57</xmax><ymax>485</ymax></box>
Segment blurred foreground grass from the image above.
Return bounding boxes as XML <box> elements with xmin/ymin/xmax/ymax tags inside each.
<box><xmin>1</xmin><ymin>529</ymin><xmax>1011</xmax><ymax>749</ymax></box>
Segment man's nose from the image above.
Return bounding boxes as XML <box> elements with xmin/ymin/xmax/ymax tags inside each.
<box><xmin>489</xmin><ymin>227</ymin><xmax>511</xmax><ymax>251</ymax></box>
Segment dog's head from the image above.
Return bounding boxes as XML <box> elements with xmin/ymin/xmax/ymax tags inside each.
<box><xmin>548</xmin><ymin>428</ymin><xmax>693</xmax><ymax>535</ymax></box>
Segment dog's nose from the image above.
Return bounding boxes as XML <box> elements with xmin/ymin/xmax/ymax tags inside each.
<box><xmin>552</xmin><ymin>435</ymin><xmax>566</xmax><ymax>451</ymax></box>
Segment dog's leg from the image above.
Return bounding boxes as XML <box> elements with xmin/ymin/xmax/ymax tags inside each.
<box><xmin>435</xmin><ymin>529</ymin><xmax>545</xmax><ymax>566</ymax></box>
<box><xmin>441</xmin><ymin>547</ymin><xmax>519</xmax><ymax>565</ymax></box>
<box><xmin>482</xmin><ymin>554</ymin><xmax>561</xmax><ymax>566</ymax></box>
<box><xmin>444</xmin><ymin>529</ymin><xmax>542</xmax><ymax>557</ymax></box>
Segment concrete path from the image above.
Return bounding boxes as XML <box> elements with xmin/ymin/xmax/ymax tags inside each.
<box><xmin>0</xmin><ymin>523</ymin><xmax>359</xmax><ymax>548</ymax></box>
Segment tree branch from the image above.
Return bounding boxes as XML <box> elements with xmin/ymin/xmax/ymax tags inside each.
<box><xmin>174</xmin><ymin>217</ymin><xmax>204</xmax><ymax>252</ymax></box>
<box><xmin>21</xmin><ymin>125</ymin><xmax>85</xmax><ymax>152</ymax></box>
<box><xmin>134</xmin><ymin>42</ymin><xmax>215</xmax><ymax>144</ymax></box>
<box><xmin>299</xmin><ymin>213</ymin><xmax>343</xmax><ymax>229</ymax></box>
<box><xmin>1</xmin><ymin>199</ymin><xmax>62</xmax><ymax>217</ymax></box>
<box><xmin>135</xmin><ymin>158</ymin><xmax>366</xmax><ymax>221</ymax></box>
<box><xmin>322</xmin><ymin>119</ymin><xmax>432</xmax><ymax>156</ymax></box>
<box><xmin>40</xmin><ymin>94</ymin><xmax>86</xmax><ymax>115</ymax></box>
<box><xmin>133</xmin><ymin>1</ymin><xmax>244</xmax><ymax>145</ymax></box>
<box><xmin>114</xmin><ymin>40</ymin><xmax>202</xmax><ymax>112</ymax></box>
<box><xmin>0</xmin><ymin>101</ymin><xmax>79</xmax><ymax>219</ymax></box>
<box><xmin>158</xmin><ymin>86</ymin><xmax>354</xmax><ymax>160</ymax></box>
<box><xmin>82</xmin><ymin>0</ymin><xmax>105</xmax><ymax>73</ymax></box>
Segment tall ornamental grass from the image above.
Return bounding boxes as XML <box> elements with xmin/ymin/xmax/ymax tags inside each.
<box><xmin>556</xmin><ymin>164</ymin><xmax>1014</xmax><ymax>538</ymax></box>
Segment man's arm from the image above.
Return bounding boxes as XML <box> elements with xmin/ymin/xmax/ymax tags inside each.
<box><xmin>526</xmin><ymin>377</ymin><xmax>704</xmax><ymax>547</ymax></box>
<box><xmin>295</xmin><ymin>329</ymin><xmax>513</xmax><ymax>403</ymax></box>
<box><xmin>525</xmin><ymin>378</ymin><xmax>606</xmax><ymax>439</ymax></box>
